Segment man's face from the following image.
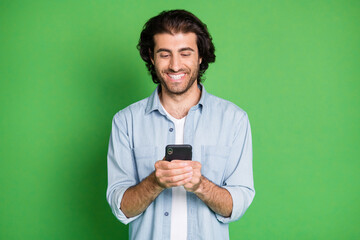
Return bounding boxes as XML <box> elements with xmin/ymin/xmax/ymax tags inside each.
<box><xmin>151</xmin><ymin>32</ymin><xmax>202</xmax><ymax>96</ymax></box>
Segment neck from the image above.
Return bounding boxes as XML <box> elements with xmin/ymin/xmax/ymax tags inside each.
<box><xmin>159</xmin><ymin>83</ymin><xmax>201</xmax><ymax>119</ymax></box>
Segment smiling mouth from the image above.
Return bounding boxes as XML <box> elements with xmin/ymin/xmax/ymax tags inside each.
<box><xmin>167</xmin><ymin>73</ymin><xmax>185</xmax><ymax>80</ymax></box>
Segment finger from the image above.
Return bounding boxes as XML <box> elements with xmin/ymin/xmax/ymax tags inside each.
<box><xmin>160</xmin><ymin>166</ymin><xmax>193</xmax><ymax>177</ymax></box>
<box><xmin>157</xmin><ymin>172</ymin><xmax>192</xmax><ymax>188</ymax></box>
<box><xmin>168</xmin><ymin>176</ymin><xmax>193</xmax><ymax>187</ymax></box>
<box><xmin>184</xmin><ymin>171</ymin><xmax>201</xmax><ymax>185</ymax></box>
<box><xmin>169</xmin><ymin>160</ymin><xmax>191</xmax><ymax>169</ymax></box>
<box><xmin>183</xmin><ymin>177</ymin><xmax>201</xmax><ymax>191</ymax></box>
<box><xmin>171</xmin><ymin>160</ymin><xmax>192</xmax><ymax>164</ymax></box>
<box><xmin>158</xmin><ymin>161</ymin><xmax>191</xmax><ymax>170</ymax></box>
<box><xmin>155</xmin><ymin>160</ymin><xmax>175</xmax><ymax>170</ymax></box>
<box><xmin>189</xmin><ymin>161</ymin><xmax>201</xmax><ymax>169</ymax></box>
<box><xmin>164</xmin><ymin>171</ymin><xmax>193</xmax><ymax>183</ymax></box>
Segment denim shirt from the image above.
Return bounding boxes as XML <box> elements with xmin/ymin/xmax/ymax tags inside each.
<box><xmin>106</xmin><ymin>85</ymin><xmax>255</xmax><ymax>240</ymax></box>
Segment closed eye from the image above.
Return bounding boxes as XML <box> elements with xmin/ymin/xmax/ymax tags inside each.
<box><xmin>181</xmin><ymin>53</ymin><xmax>191</xmax><ymax>57</ymax></box>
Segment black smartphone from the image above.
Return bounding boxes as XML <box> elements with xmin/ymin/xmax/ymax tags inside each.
<box><xmin>165</xmin><ymin>144</ymin><xmax>192</xmax><ymax>161</ymax></box>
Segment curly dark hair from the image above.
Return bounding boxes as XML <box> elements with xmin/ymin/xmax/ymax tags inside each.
<box><xmin>137</xmin><ymin>9</ymin><xmax>216</xmax><ymax>84</ymax></box>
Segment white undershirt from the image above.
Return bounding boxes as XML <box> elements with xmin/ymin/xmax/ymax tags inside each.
<box><xmin>161</xmin><ymin>105</ymin><xmax>187</xmax><ymax>240</ymax></box>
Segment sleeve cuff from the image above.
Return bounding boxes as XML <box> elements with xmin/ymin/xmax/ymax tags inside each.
<box><xmin>215</xmin><ymin>186</ymin><xmax>251</xmax><ymax>224</ymax></box>
<box><xmin>110</xmin><ymin>187</ymin><xmax>142</xmax><ymax>225</ymax></box>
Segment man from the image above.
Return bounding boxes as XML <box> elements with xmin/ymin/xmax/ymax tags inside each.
<box><xmin>107</xmin><ymin>10</ymin><xmax>254</xmax><ymax>240</ymax></box>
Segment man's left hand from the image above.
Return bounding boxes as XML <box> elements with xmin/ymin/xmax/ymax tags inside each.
<box><xmin>183</xmin><ymin>161</ymin><xmax>202</xmax><ymax>192</ymax></box>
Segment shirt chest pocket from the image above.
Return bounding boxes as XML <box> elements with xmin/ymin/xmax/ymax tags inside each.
<box><xmin>201</xmin><ymin>145</ymin><xmax>231</xmax><ymax>186</ymax></box>
<box><xmin>133</xmin><ymin>146</ymin><xmax>161</xmax><ymax>182</ymax></box>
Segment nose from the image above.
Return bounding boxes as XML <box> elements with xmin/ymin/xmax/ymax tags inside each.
<box><xmin>169</xmin><ymin>55</ymin><xmax>181</xmax><ymax>72</ymax></box>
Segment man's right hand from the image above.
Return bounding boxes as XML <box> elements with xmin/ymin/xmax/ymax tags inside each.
<box><xmin>154</xmin><ymin>159</ymin><xmax>193</xmax><ymax>188</ymax></box>
<box><xmin>121</xmin><ymin>159</ymin><xmax>193</xmax><ymax>218</ymax></box>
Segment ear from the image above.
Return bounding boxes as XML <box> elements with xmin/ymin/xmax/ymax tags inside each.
<box><xmin>199</xmin><ymin>57</ymin><xmax>202</xmax><ymax>64</ymax></box>
<box><xmin>149</xmin><ymin>49</ymin><xmax>154</xmax><ymax>65</ymax></box>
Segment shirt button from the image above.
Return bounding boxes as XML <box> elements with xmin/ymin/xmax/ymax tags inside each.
<box><xmin>164</xmin><ymin>212</ymin><xmax>169</xmax><ymax>216</ymax></box>
<box><xmin>169</xmin><ymin>128</ymin><xmax>173</xmax><ymax>132</ymax></box>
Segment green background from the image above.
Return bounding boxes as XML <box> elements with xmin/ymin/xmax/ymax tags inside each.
<box><xmin>1</xmin><ymin>0</ymin><xmax>359</xmax><ymax>239</ymax></box>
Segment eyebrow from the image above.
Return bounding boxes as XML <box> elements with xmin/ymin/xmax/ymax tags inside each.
<box><xmin>156</xmin><ymin>47</ymin><xmax>195</xmax><ymax>53</ymax></box>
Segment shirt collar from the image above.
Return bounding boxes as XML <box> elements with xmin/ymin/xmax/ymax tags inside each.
<box><xmin>145</xmin><ymin>84</ymin><xmax>207</xmax><ymax>115</ymax></box>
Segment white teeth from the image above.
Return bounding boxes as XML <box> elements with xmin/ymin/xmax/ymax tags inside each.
<box><xmin>168</xmin><ymin>74</ymin><xmax>185</xmax><ymax>80</ymax></box>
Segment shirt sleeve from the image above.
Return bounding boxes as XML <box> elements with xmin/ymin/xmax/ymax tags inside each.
<box><xmin>106</xmin><ymin>111</ymin><xmax>142</xmax><ymax>225</ymax></box>
<box><xmin>215</xmin><ymin>113</ymin><xmax>255</xmax><ymax>223</ymax></box>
